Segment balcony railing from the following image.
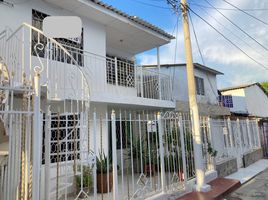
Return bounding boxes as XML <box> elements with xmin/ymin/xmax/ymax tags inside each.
<box><xmin>136</xmin><ymin>67</ymin><xmax>173</xmax><ymax>101</ymax></box>
<box><xmin>62</xmin><ymin>45</ymin><xmax>173</xmax><ymax>101</ymax></box>
<box><xmin>0</xmin><ymin>24</ymin><xmax>173</xmax><ymax>102</ymax></box>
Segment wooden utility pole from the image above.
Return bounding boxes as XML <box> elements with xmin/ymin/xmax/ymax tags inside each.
<box><xmin>180</xmin><ymin>0</ymin><xmax>211</xmax><ymax>192</ymax></box>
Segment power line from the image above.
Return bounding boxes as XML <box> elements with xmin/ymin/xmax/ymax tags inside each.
<box><xmin>197</xmin><ymin>5</ymin><xmax>268</xmax><ymax>61</ymax></box>
<box><xmin>189</xmin><ymin>2</ymin><xmax>268</xmax><ymax>11</ymax></box>
<box><xmin>187</xmin><ymin>5</ymin><xmax>268</xmax><ymax>71</ymax></box>
<box><xmin>130</xmin><ymin>0</ymin><xmax>171</xmax><ymax>10</ymax></box>
<box><xmin>202</xmin><ymin>0</ymin><xmax>268</xmax><ymax>53</ymax></box>
<box><xmin>221</xmin><ymin>0</ymin><xmax>268</xmax><ymax>26</ymax></box>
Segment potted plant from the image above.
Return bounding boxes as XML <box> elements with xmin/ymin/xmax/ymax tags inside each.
<box><xmin>96</xmin><ymin>152</ymin><xmax>113</xmax><ymax>193</ymax></box>
<box><xmin>75</xmin><ymin>165</ymin><xmax>93</xmax><ymax>197</ymax></box>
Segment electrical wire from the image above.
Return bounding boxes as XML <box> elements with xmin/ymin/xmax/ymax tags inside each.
<box><xmin>187</xmin><ymin>5</ymin><xmax>268</xmax><ymax>71</ymax></box>
<box><xmin>189</xmin><ymin>2</ymin><xmax>268</xmax><ymax>12</ymax></box>
<box><xmin>221</xmin><ymin>0</ymin><xmax>268</xmax><ymax>26</ymax></box>
<box><xmin>202</xmin><ymin>0</ymin><xmax>268</xmax><ymax>53</ymax></box>
<box><xmin>197</xmin><ymin>5</ymin><xmax>268</xmax><ymax>62</ymax></box>
<box><xmin>130</xmin><ymin>0</ymin><xmax>171</xmax><ymax>10</ymax></box>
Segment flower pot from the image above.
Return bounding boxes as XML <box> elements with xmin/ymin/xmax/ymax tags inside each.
<box><xmin>97</xmin><ymin>172</ymin><xmax>113</xmax><ymax>193</ymax></box>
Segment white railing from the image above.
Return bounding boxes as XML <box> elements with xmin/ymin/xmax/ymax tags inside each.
<box><xmin>209</xmin><ymin>118</ymin><xmax>261</xmax><ymax>167</ymax></box>
<box><xmin>0</xmin><ymin>23</ymin><xmax>90</xmax><ymax>200</ymax></box>
<box><xmin>0</xmin><ymin>156</ymin><xmax>8</xmax><ymax>200</ymax></box>
<box><xmin>136</xmin><ymin>67</ymin><xmax>173</xmax><ymax>101</ymax></box>
<box><xmin>56</xmin><ymin>45</ymin><xmax>173</xmax><ymax>101</ymax></box>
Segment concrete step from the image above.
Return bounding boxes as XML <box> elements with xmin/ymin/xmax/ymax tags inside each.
<box><xmin>176</xmin><ymin>178</ymin><xmax>241</xmax><ymax>200</ymax></box>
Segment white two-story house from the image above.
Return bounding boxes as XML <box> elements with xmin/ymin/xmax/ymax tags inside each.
<box><xmin>0</xmin><ymin>1</ymin><xmax>176</xmax><ymax>199</ymax></box>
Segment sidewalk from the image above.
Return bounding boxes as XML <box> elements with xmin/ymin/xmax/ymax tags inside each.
<box><xmin>176</xmin><ymin>159</ymin><xmax>268</xmax><ymax>200</ymax></box>
<box><xmin>226</xmin><ymin>159</ymin><xmax>268</xmax><ymax>184</ymax></box>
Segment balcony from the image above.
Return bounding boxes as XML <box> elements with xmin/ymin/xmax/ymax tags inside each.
<box><xmin>0</xmin><ymin>24</ymin><xmax>173</xmax><ymax>106</ymax></box>
<box><xmin>65</xmin><ymin>46</ymin><xmax>174</xmax><ymax>104</ymax></box>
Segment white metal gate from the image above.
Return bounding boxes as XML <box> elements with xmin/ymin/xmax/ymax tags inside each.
<box><xmin>0</xmin><ymin>23</ymin><xmax>90</xmax><ymax>200</ymax></box>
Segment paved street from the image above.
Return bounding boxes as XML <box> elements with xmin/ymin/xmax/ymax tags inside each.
<box><xmin>225</xmin><ymin>168</ymin><xmax>268</xmax><ymax>200</ymax></box>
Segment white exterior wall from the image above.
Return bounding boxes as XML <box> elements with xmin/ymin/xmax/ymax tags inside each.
<box><xmin>160</xmin><ymin>66</ymin><xmax>219</xmax><ymax>105</ymax></box>
<box><xmin>0</xmin><ymin>0</ymin><xmax>174</xmax><ymax>108</ymax></box>
<box><xmin>221</xmin><ymin>88</ymin><xmax>248</xmax><ymax>114</ymax></box>
<box><xmin>221</xmin><ymin>85</ymin><xmax>268</xmax><ymax>117</ymax></box>
<box><xmin>245</xmin><ymin>85</ymin><xmax>268</xmax><ymax>117</ymax></box>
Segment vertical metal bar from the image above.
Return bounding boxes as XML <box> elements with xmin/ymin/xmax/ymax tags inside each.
<box><xmin>157</xmin><ymin>112</ymin><xmax>166</xmax><ymax>193</ymax></box>
<box><xmin>179</xmin><ymin>114</ymin><xmax>188</xmax><ymax>185</ymax></box>
<box><xmin>111</xmin><ymin>110</ymin><xmax>119</xmax><ymax>200</ymax></box>
<box><xmin>32</xmin><ymin>70</ymin><xmax>41</xmax><ymax>200</ymax></box>
<box><xmin>119</xmin><ymin>111</ymin><xmax>125</xmax><ymax>199</ymax></box>
<box><xmin>129</xmin><ymin>113</ymin><xmax>135</xmax><ymax>194</ymax></box>
<box><xmin>93</xmin><ymin>111</ymin><xmax>97</xmax><ymax>199</ymax></box>
<box><xmin>114</xmin><ymin>57</ymin><xmax>118</xmax><ymax>86</ymax></box>
<box><xmin>140</xmin><ymin>68</ymin><xmax>144</xmax><ymax>98</ymax></box>
<box><xmin>146</xmin><ymin>113</ymin><xmax>152</xmax><ymax>188</ymax></box>
<box><xmin>138</xmin><ymin>114</ymin><xmax>143</xmax><ymax>173</ymax></box>
<box><xmin>45</xmin><ymin>107</ymin><xmax>51</xmax><ymax>200</ymax></box>
<box><xmin>157</xmin><ymin>47</ymin><xmax>162</xmax><ymax>100</ymax></box>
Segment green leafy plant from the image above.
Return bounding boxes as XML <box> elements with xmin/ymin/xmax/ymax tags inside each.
<box><xmin>207</xmin><ymin>142</ymin><xmax>217</xmax><ymax>157</ymax></box>
<box><xmin>75</xmin><ymin>165</ymin><xmax>93</xmax><ymax>189</ymax></box>
<box><xmin>96</xmin><ymin>152</ymin><xmax>112</xmax><ymax>174</ymax></box>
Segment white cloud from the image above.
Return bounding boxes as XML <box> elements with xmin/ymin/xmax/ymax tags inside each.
<box><xmin>137</xmin><ymin>0</ymin><xmax>268</xmax><ymax>88</ymax></box>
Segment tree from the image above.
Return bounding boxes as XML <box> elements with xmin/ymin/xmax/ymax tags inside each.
<box><xmin>261</xmin><ymin>82</ymin><xmax>268</xmax><ymax>93</ymax></box>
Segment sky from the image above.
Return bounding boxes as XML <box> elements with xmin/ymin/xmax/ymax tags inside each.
<box><xmin>101</xmin><ymin>0</ymin><xmax>268</xmax><ymax>89</ymax></box>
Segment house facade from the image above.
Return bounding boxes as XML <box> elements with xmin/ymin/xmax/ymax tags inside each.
<box><xmin>220</xmin><ymin>83</ymin><xmax>268</xmax><ymax>118</ymax></box>
<box><xmin>143</xmin><ymin>63</ymin><xmax>230</xmax><ymax>117</ymax></box>
<box><xmin>0</xmin><ymin>1</ymin><xmax>178</xmax><ymax>199</ymax></box>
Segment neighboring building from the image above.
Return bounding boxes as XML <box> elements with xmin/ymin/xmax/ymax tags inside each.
<box><xmin>143</xmin><ymin>63</ymin><xmax>230</xmax><ymax>117</ymax></box>
<box><xmin>220</xmin><ymin>83</ymin><xmax>268</xmax><ymax>118</ymax></box>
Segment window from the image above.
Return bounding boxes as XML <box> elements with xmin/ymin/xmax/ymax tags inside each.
<box><xmin>32</xmin><ymin>9</ymin><xmax>84</xmax><ymax>66</ymax></box>
<box><xmin>195</xmin><ymin>76</ymin><xmax>205</xmax><ymax>95</ymax></box>
<box><xmin>42</xmin><ymin>114</ymin><xmax>80</xmax><ymax>164</ymax></box>
<box><xmin>106</xmin><ymin>55</ymin><xmax>135</xmax><ymax>87</ymax></box>
<box><xmin>219</xmin><ymin>95</ymin><xmax>233</xmax><ymax>108</ymax></box>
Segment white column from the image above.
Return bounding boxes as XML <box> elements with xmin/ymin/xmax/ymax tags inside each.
<box><xmin>227</xmin><ymin>117</ymin><xmax>234</xmax><ymax>158</ymax></box>
<box><xmin>157</xmin><ymin>112</ymin><xmax>166</xmax><ymax>193</ymax></box>
<box><xmin>111</xmin><ymin>110</ymin><xmax>118</xmax><ymax>199</ymax></box>
<box><xmin>32</xmin><ymin>69</ymin><xmax>42</xmax><ymax>200</ymax></box>
<box><xmin>236</xmin><ymin>118</ymin><xmax>243</xmax><ymax>168</ymax></box>
<box><xmin>255</xmin><ymin>119</ymin><xmax>261</xmax><ymax>148</ymax></box>
<box><xmin>157</xmin><ymin>47</ymin><xmax>162</xmax><ymax>100</ymax></box>
<box><xmin>246</xmin><ymin>118</ymin><xmax>253</xmax><ymax>149</ymax></box>
<box><xmin>207</xmin><ymin>117</ymin><xmax>216</xmax><ymax>171</ymax></box>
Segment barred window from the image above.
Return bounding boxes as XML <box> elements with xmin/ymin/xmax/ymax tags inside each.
<box><xmin>195</xmin><ymin>76</ymin><xmax>205</xmax><ymax>96</ymax></box>
<box><xmin>219</xmin><ymin>95</ymin><xmax>233</xmax><ymax>108</ymax></box>
<box><xmin>32</xmin><ymin>9</ymin><xmax>84</xmax><ymax>66</ymax></box>
<box><xmin>42</xmin><ymin>114</ymin><xmax>80</xmax><ymax>164</ymax></box>
<box><xmin>106</xmin><ymin>55</ymin><xmax>135</xmax><ymax>87</ymax></box>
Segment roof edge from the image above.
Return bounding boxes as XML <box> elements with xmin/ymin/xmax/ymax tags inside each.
<box><xmin>143</xmin><ymin>63</ymin><xmax>223</xmax><ymax>75</ymax></box>
<box><xmin>89</xmin><ymin>0</ymin><xmax>175</xmax><ymax>40</ymax></box>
